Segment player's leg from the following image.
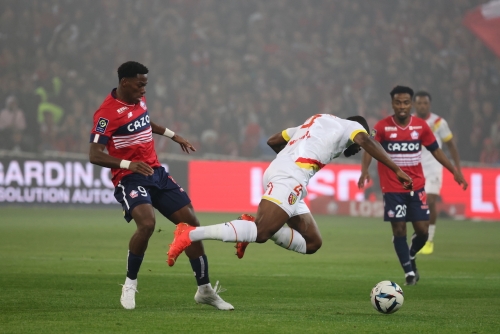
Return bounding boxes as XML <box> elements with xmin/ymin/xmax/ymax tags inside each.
<box><xmin>407</xmin><ymin>188</ymin><xmax>430</xmax><ymax>283</ymax></box>
<box><xmin>128</xmin><ymin>203</ymin><xmax>157</xmax><ymax>271</ymax></box>
<box><xmin>114</xmin><ymin>176</ymin><xmax>157</xmax><ymax>310</ymax></box>
<box><xmin>153</xmin><ymin>169</ymin><xmax>234</xmax><ymax>310</ymax></box>
<box><xmin>167</xmin><ymin>203</ymin><xmax>208</xmax><ymax>282</ymax></box>
<box><xmin>409</xmin><ymin>220</ymin><xmax>429</xmax><ymax>281</ymax></box>
<box><xmin>420</xmin><ymin>174</ymin><xmax>440</xmax><ymax>255</ymax></box>
<box><xmin>272</xmin><ymin>200</ymin><xmax>322</xmax><ymax>254</ymax></box>
<box><xmin>419</xmin><ymin>193</ymin><xmax>438</xmax><ymax>254</ymax></box>
<box><xmin>170</xmin><ymin>199</ymin><xmax>289</xmax><ymax>251</ymax></box>
<box><xmin>168</xmin><ymin>176</ymin><xmax>304</xmax><ymax>261</ymax></box>
<box><xmin>390</xmin><ymin>220</ymin><xmax>416</xmax><ymax>285</ymax></box>
<box><xmin>235</xmin><ymin>178</ymin><xmax>312</xmax><ymax>258</ymax></box>
<box><xmin>284</xmin><ymin>212</ymin><xmax>323</xmax><ymax>254</ymax></box>
<box><xmin>384</xmin><ymin>192</ymin><xmax>416</xmax><ymax>285</ymax></box>
<box><xmin>167</xmin><ymin>203</ymin><xmax>234</xmax><ymax>310</ymax></box>
<box><xmin>255</xmin><ymin>177</ymin><xmax>309</xmax><ymax>248</ymax></box>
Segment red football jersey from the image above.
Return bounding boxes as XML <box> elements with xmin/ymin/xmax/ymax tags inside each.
<box><xmin>90</xmin><ymin>89</ymin><xmax>161</xmax><ymax>186</ymax></box>
<box><xmin>373</xmin><ymin>115</ymin><xmax>438</xmax><ymax>193</ymax></box>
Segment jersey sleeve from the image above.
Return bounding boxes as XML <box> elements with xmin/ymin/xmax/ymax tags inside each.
<box><xmin>373</xmin><ymin>121</ymin><xmax>384</xmax><ymax>143</ymax></box>
<box><xmin>436</xmin><ymin>118</ymin><xmax>453</xmax><ymax>143</ymax></box>
<box><xmin>346</xmin><ymin>122</ymin><xmax>368</xmax><ymax>141</ymax></box>
<box><xmin>282</xmin><ymin>126</ymin><xmax>299</xmax><ymax>142</ymax></box>
<box><xmin>421</xmin><ymin>121</ymin><xmax>439</xmax><ymax>151</ymax></box>
<box><xmin>89</xmin><ymin>108</ymin><xmax>117</xmax><ymax>145</ymax></box>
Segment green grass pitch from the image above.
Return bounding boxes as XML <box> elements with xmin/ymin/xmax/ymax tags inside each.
<box><xmin>0</xmin><ymin>207</ymin><xmax>499</xmax><ymax>333</ymax></box>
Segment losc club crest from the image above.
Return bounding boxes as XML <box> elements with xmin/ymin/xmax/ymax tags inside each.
<box><xmin>418</xmin><ymin>190</ymin><xmax>427</xmax><ymax>204</ymax></box>
<box><xmin>288</xmin><ymin>192</ymin><xmax>297</xmax><ymax>205</ymax></box>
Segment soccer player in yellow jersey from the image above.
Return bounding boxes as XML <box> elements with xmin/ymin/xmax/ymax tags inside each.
<box><xmin>414</xmin><ymin>91</ymin><xmax>464</xmax><ymax>255</ymax></box>
<box><xmin>166</xmin><ymin>114</ymin><xmax>413</xmax><ymax>269</ymax></box>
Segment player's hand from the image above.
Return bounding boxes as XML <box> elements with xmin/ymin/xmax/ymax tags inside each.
<box><xmin>129</xmin><ymin>161</ymin><xmax>154</xmax><ymax>176</ymax></box>
<box><xmin>396</xmin><ymin>169</ymin><xmax>413</xmax><ymax>191</ymax></box>
<box><xmin>172</xmin><ymin>134</ymin><xmax>196</xmax><ymax>154</ymax></box>
<box><xmin>453</xmin><ymin>170</ymin><xmax>468</xmax><ymax>190</ymax></box>
<box><xmin>357</xmin><ymin>171</ymin><xmax>371</xmax><ymax>189</ymax></box>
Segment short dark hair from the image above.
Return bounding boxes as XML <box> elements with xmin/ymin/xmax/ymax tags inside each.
<box><xmin>346</xmin><ymin>115</ymin><xmax>369</xmax><ymax>133</ymax></box>
<box><xmin>117</xmin><ymin>61</ymin><xmax>149</xmax><ymax>81</ymax></box>
<box><xmin>389</xmin><ymin>85</ymin><xmax>414</xmax><ymax>99</ymax></box>
<box><xmin>414</xmin><ymin>90</ymin><xmax>432</xmax><ymax>101</ymax></box>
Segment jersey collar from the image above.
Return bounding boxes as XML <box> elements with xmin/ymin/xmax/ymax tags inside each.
<box><xmin>391</xmin><ymin>115</ymin><xmax>413</xmax><ymax>130</ymax></box>
<box><xmin>111</xmin><ymin>88</ymin><xmax>136</xmax><ymax>107</ymax></box>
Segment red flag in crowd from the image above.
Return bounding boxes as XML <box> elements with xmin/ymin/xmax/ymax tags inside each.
<box><xmin>464</xmin><ymin>0</ymin><xmax>500</xmax><ymax>58</ymax></box>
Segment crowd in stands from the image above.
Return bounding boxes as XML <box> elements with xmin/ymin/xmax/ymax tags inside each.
<box><xmin>1</xmin><ymin>0</ymin><xmax>499</xmax><ymax>164</ymax></box>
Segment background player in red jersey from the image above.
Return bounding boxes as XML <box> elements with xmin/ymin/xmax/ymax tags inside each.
<box><xmin>358</xmin><ymin>86</ymin><xmax>467</xmax><ymax>286</ymax></box>
<box><xmin>89</xmin><ymin>61</ymin><xmax>233</xmax><ymax>310</ymax></box>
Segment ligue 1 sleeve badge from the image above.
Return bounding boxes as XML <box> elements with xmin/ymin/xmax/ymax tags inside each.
<box><xmin>288</xmin><ymin>192</ymin><xmax>297</xmax><ymax>205</ymax></box>
<box><xmin>95</xmin><ymin>117</ymin><xmax>109</xmax><ymax>134</ymax></box>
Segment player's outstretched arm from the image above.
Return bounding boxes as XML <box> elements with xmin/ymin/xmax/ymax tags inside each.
<box><xmin>354</xmin><ymin>132</ymin><xmax>413</xmax><ymax>190</ymax></box>
<box><xmin>444</xmin><ymin>138</ymin><xmax>462</xmax><ymax>173</ymax></box>
<box><xmin>170</xmin><ymin>133</ymin><xmax>196</xmax><ymax>154</ymax></box>
<box><xmin>267</xmin><ymin>131</ymin><xmax>288</xmax><ymax>154</ymax></box>
<box><xmin>150</xmin><ymin>121</ymin><xmax>195</xmax><ymax>154</ymax></box>
<box><xmin>430</xmin><ymin>147</ymin><xmax>468</xmax><ymax>190</ymax></box>
<box><xmin>89</xmin><ymin>143</ymin><xmax>154</xmax><ymax>176</ymax></box>
<box><xmin>358</xmin><ymin>151</ymin><xmax>372</xmax><ymax>189</ymax></box>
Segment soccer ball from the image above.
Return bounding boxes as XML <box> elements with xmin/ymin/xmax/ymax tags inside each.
<box><xmin>370</xmin><ymin>280</ymin><xmax>404</xmax><ymax>314</ymax></box>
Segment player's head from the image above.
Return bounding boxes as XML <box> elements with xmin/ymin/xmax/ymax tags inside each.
<box><xmin>413</xmin><ymin>91</ymin><xmax>432</xmax><ymax>118</ymax></box>
<box><xmin>390</xmin><ymin>85</ymin><xmax>414</xmax><ymax>122</ymax></box>
<box><xmin>344</xmin><ymin>115</ymin><xmax>370</xmax><ymax>157</ymax></box>
<box><xmin>347</xmin><ymin>115</ymin><xmax>369</xmax><ymax>133</ymax></box>
<box><xmin>117</xmin><ymin>61</ymin><xmax>149</xmax><ymax>104</ymax></box>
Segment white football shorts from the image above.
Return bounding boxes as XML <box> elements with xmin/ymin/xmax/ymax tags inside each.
<box><xmin>261</xmin><ymin>174</ymin><xmax>311</xmax><ymax>217</ymax></box>
<box><xmin>424</xmin><ymin>171</ymin><xmax>443</xmax><ymax>195</ymax></box>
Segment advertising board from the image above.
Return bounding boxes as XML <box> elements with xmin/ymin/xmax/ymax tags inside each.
<box><xmin>188</xmin><ymin>160</ymin><xmax>500</xmax><ymax>220</ymax></box>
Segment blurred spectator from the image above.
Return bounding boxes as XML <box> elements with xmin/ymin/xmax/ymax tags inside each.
<box><xmin>0</xmin><ymin>0</ymin><xmax>498</xmax><ymax>163</ymax></box>
<box><xmin>200</xmin><ymin>129</ymin><xmax>219</xmax><ymax>155</ymax></box>
<box><xmin>480</xmin><ymin>138</ymin><xmax>500</xmax><ymax>164</ymax></box>
<box><xmin>0</xmin><ymin>95</ymin><xmax>27</xmax><ymax>151</ymax></box>
<box><xmin>490</xmin><ymin>113</ymin><xmax>500</xmax><ymax>147</ymax></box>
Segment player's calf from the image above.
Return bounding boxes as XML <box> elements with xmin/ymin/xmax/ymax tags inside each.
<box><xmin>270</xmin><ymin>226</ymin><xmax>307</xmax><ymax>254</ymax></box>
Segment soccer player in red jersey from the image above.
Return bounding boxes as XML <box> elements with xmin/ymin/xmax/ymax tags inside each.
<box><xmin>358</xmin><ymin>86</ymin><xmax>467</xmax><ymax>286</ymax></box>
<box><xmin>89</xmin><ymin>61</ymin><xmax>233</xmax><ymax>310</ymax></box>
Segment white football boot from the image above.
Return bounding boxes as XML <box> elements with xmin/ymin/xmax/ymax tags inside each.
<box><xmin>194</xmin><ymin>281</ymin><xmax>234</xmax><ymax>310</ymax></box>
<box><xmin>120</xmin><ymin>279</ymin><xmax>138</xmax><ymax>310</ymax></box>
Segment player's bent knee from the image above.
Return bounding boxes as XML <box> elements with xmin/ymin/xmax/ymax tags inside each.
<box><xmin>415</xmin><ymin>229</ymin><xmax>429</xmax><ymax>238</ymax></box>
<box><xmin>306</xmin><ymin>239</ymin><xmax>322</xmax><ymax>254</ymax></box>
<box><xmin>137</xmin><ymin>220</ymin><xmax>155</xmax><ymax>236</ymax></box>
<box><xmin>255</xmin><ymin>231</ymin><xmax>272</xmax><ymax>243</ymax></box>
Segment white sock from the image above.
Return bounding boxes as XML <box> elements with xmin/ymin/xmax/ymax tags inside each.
<box><xmin>270</xmin><ymin>227</ymin><xmax>307</xmax><ymax>254</ymax></box>
<box><xmin>428</xmin><ymin>225</ymin><xmax>436</xmax><ymax>242</ymax></box>
<box><xmin>198</xmin><ymin>283</ymin><xmax>212</xmax><ymax>293</ymax></box>
<box><xmin>125</xmin><ymin>277</ymin><xmax>137</xmax><ymax>286</ymax></box>
<box><xmin>405</xmin><ymin>271</ymin><xmax>416</xmax><ymax>277</ymax></box>
<box><xmin>189</xmin><ymin>220</ymin><xmax>257</xmax><ymax>243</ymax></box>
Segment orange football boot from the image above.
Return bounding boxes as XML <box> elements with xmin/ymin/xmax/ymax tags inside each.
<box><xmin>235</xmin><ymin>214</ymin><xmax>255</xmax><ymax>259</ymax></box>
<box><xmin>167</xmin><ymin>223</ymin><xmax>194</xmax><ymax>266</ymax></box>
